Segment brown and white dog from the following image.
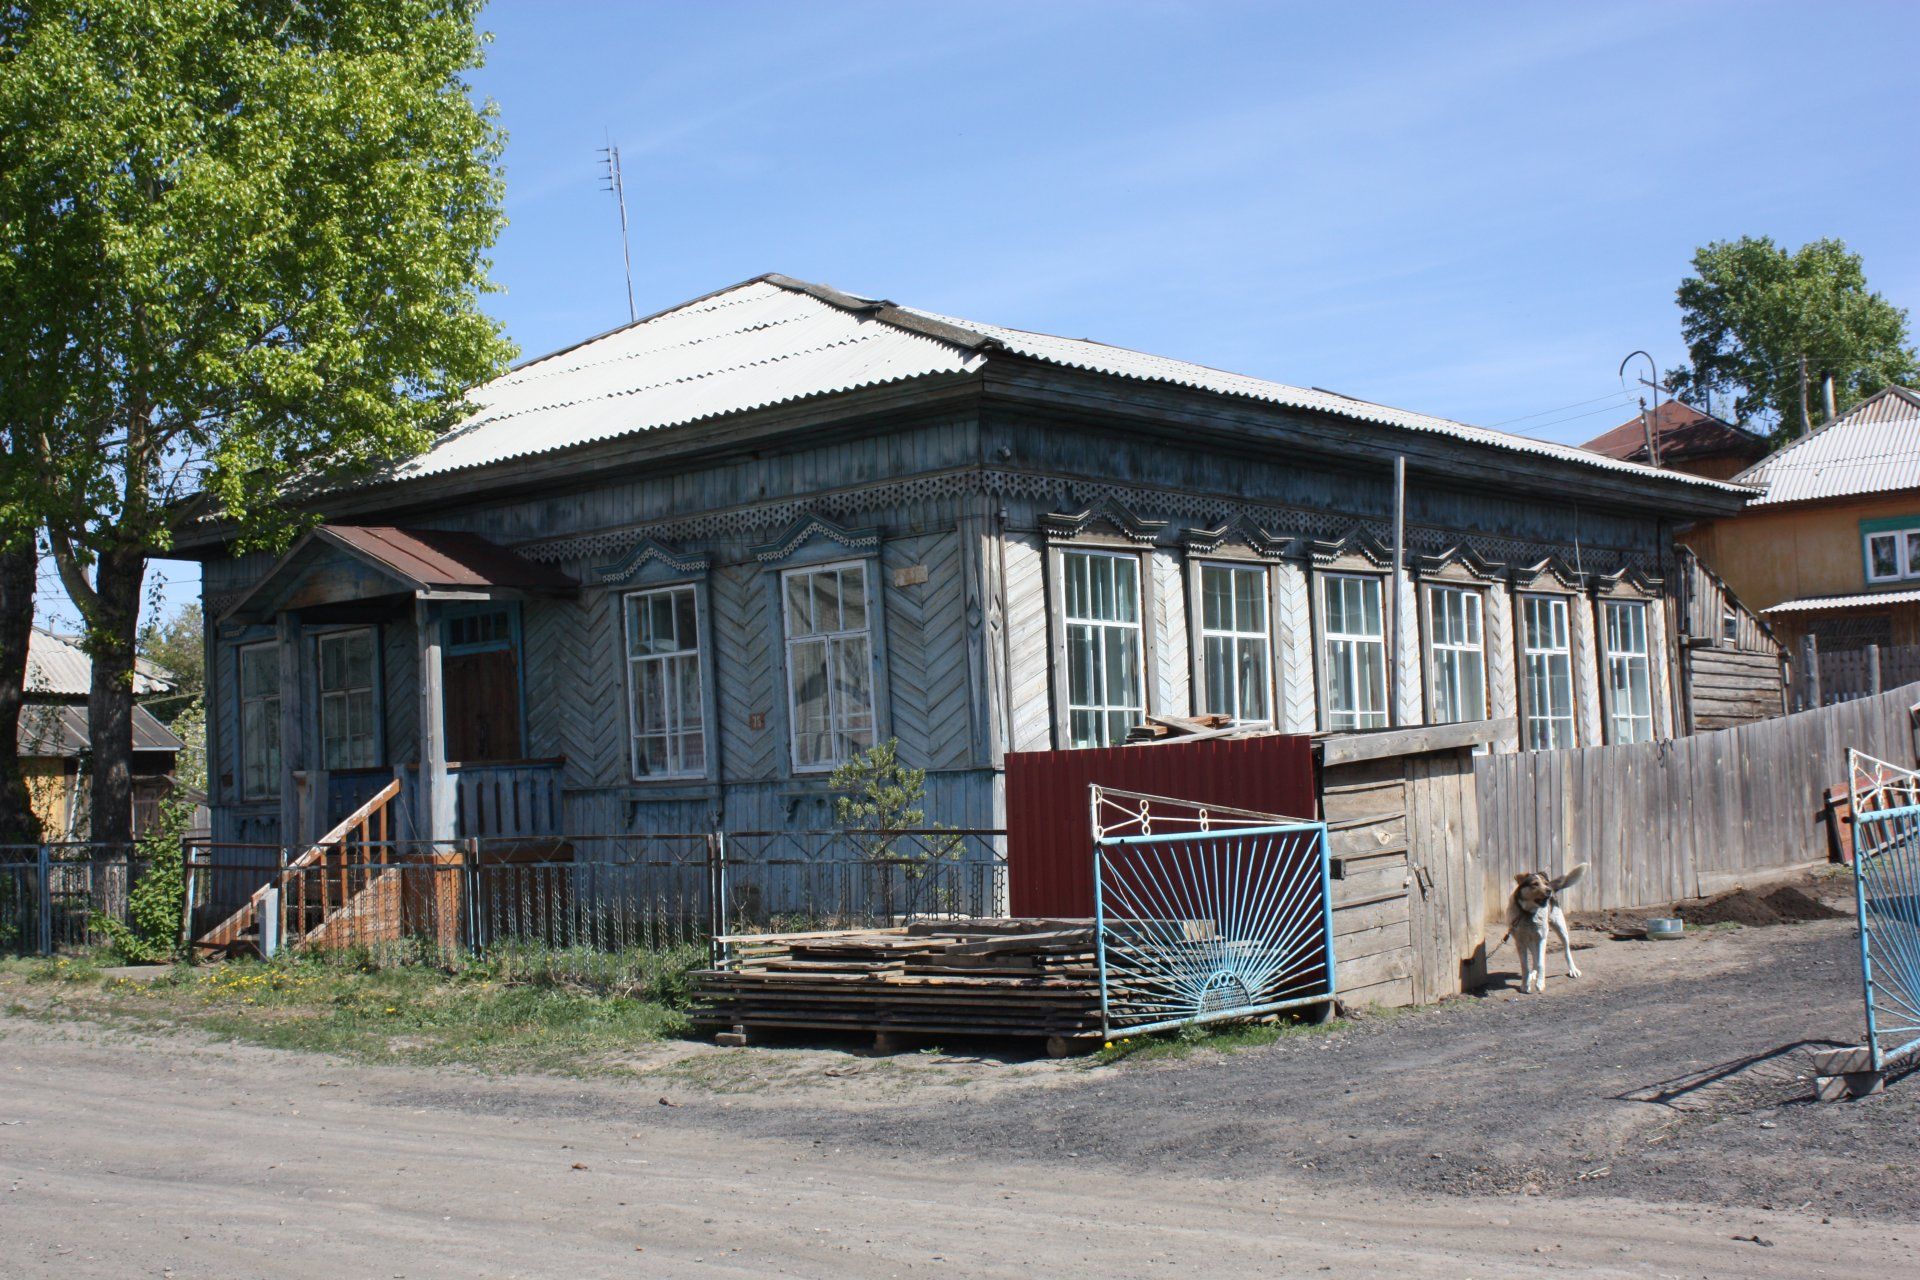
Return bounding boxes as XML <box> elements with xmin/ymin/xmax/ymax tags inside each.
<box><xmin>1506</xmin><ymin>863</ymin><xmax>1587</xmax><ymax>994</ymax></box>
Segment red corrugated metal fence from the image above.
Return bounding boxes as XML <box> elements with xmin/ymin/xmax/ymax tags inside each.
<box><xmin>1004</xmin><ymin>735</ymin><xmax>1317</xmax><ymax>917</ymax></box>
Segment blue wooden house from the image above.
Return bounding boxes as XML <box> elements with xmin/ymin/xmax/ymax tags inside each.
<box><xmin>178</xmin><ymin>275</ymin><xmax>1765</xmax><ymax>854</ymax></box>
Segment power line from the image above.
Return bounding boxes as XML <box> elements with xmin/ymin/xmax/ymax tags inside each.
<box><xmin>1487</xmin><ymin>389</ymin><xmax>1641</xmax><ymax>428</ymax></box>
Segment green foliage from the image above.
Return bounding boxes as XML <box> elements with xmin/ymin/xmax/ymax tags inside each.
<box><xmin>1667</xmin><ymin>237</ymin><xmax>1918</xmax><ymax>442</ymax></box>
<box><xmin>136</xmin><ymin>603</ymin><xmax>204</xmax><ymax>725</ymax></box>
<box><xmin>828</xmin><ymin>739</ymin><xmax>963</xmax><ymax>867</ymax></box>
<box><xmin>0</xmin><ymin>0</ymin><xmax>515</xmax><ymax>556</ymax></box>
<box><xmin>98</xmin><ymin>702</ymin><xmax>204</xmax><ymax>963</ymax></box>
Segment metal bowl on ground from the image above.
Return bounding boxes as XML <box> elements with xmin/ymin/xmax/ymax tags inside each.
<box><xmin>1645</xmin><ymin>917</ymin><xmax>1685</xmax><ymax>941</ymax></box>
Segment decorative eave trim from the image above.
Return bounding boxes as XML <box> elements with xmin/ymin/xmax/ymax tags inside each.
<box><xmin>1591</xmin><ymin>564</ymin><xmax>1664</xmax><ymax>597</ymax></box>
<box><xmin>1511</xmin><ymin>556</ymin><xmax>1588</xmax><ymax>592</ymax></box>
<box><xmin>593</xmin><ymin>537</ymin><xmax>711</xmax><ymax>585</ymax></box>
<box><xmin>1309</xmin><ymin>530</ymin><xmax>1394</xmax><ymax>568</ymax></box>
<box><xmin>748</xmin><ymin>512</ymin><xmax>882</xmax><ymax>564</ymax></box>
<box><xmin>1415</xmin><ymin>543</ymin><xmax>1507</xmax><ymax>583</ymax></box>
<box><xmin>1042</xmin><ymin>498</ymin><xmax>1169</xmax><ymax>545</ymax></box>
<box><xmin>1181</xmin><ymin>516</ymin><xmax>1302</xmax><ymax>560</ymax></box>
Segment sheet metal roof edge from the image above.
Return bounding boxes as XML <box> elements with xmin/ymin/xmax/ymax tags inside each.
<box><xmin>1762</xmin><ymin>586</ymin><xmax>1920</xmax><ymax>614</ymax></box>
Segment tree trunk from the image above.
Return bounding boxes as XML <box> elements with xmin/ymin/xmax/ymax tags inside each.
<box><xmin>0</xmin><ymin>541</ymin><xmax>40</xmax><ymax>845</ymax></box>
<box><xmin>87</xmin><ymin>544</ymin><xmax>145</xmax><ymax>848</ymax></box>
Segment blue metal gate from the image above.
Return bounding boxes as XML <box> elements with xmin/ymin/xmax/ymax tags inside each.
<box><xmin>1091</xmin><ymin>787</ymin><xmax>1334</xmax><ymax>1038</ymax></box>
<box><xmin>1847</xmin><ymin>751</ymin><xmax>1920</xmax><ymax>1072</ymax></box>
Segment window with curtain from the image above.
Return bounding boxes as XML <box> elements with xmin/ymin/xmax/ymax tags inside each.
<box><xmin>237</xmin><ymin>642</ymin><xmax>281</xmax><ymax>800</ymax></box>
<box><xmin>1320</xmin><ymin>573</ymin><xmax>1387</xmax><ymax>731</ymax></box>
<box><xmin>1603</xmin><ymin>599</ymin><xmax>1655</xmax><ymax>744</ymax></box>
<box><xmin>1063</xmin><ymin>550</ymin><xmax>1145</xmax><ymax>748</ymax></box>
<box><xmin>1520</xmin><ymin>595</ymin><xmax>1576</xmax><ymax>750</ymax></box>
<box><xmin>1425</xmin><ymin>584</ymin><xmax>1486</xmax><ymax>725</ymax></box>
<box><xmin>783</xmin><ymin>561</ymin><xmax>875</xmax><ymax>770</ymax></box>
<box><xmin>624</xmin><ymin>586</ymin><xmax>706</xmax><ymax>778</ymax></box>
<box><xmin>317</xmin><ymin>628</ymin><xmax>379</xmax><ymax>770</ymax></box>
<box><xmin>1197</xmin><ymin>562</ymin><xmax>1272</xmax><ymax>726</ymax></box>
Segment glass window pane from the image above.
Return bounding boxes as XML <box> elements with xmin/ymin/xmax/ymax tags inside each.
<box><xmin>785</xmin><ymin>573</ymin><xmax>813</xmax><ymax>636</ymax></box>
<box><xmin>839</xmin><ymin>566</ymin><xmax>867</xmax><ymax>632</ymax></box>
<box><xmin>811</xmin><ymin>569</ymin><xmax>843</xmax><ymax>634</ymax></box>
<box><xmin>1235</xmin><ymin>568</ymin><xmax>1264</xmax><ymax>631</ymax></box>
<box><xmin>1239</xmin><ymin>638</ymin><xmax>1270</xmax><ymax>722</ymax></box>
<box><xmin>1871</xmin><ymin>534</ymin><xmax>1900</xmax><ymax>579</ymax></box>
<box><xmin>1202</xmin><ymin>566</ymin><xmax>1230</xmax><ymax>631</ymax></box>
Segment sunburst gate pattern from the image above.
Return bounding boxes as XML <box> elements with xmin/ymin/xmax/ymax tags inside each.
<box><xmin>1094</xmin><ymin>822</ymin><xmax>1334</xmax><ymax>1039</ymax></box>
<box><xmin>1848</xmin><ymin>751</ymin><xmax>1920</xmax><ymax>1072</ymax></box>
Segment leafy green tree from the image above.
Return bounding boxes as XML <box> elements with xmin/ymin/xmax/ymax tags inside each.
<box><xmin>98</xmin><ymin>701</ymin><xmax>205</xmax><ymax>962</ymax></box>
<box><xmin>0</xmin><ymin>532</ymin><xmax>39</xmax><ymax>845</ymax></box>
<box><xmin>1667</xmin><ymin>237</ymin><xmax>1917</xmax><ymax>442</ymax></box>
<box><xmin>0</xmin><ymin>1</ymin><xmax>513</xmax><ymax>845</ymax></box>
<box><xmin>829</xmin><ymin>739</ymin><xmax>963</xmax><ymax>869</ymax></box>
<box><xmin>137</xmin><ymin>602</ymin><xmax>204</xmax><ymax>726</ymax></box>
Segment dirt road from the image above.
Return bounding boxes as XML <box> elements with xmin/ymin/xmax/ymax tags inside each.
<box><xmin>3</xmin><ymin>909</ymin><xmax>1916</xmax><ymax>1277</ymax></box>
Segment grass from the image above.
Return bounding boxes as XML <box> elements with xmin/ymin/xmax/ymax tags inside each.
<box><xmin>0</xmin><ymin>949</ymin><xmax>697</xmax><ymax>1076</ymax></box>
<box><xmin>1091</xmin><ymin>1000</ymin><xmax>1422</xmax><ymax>1065</ymax></box>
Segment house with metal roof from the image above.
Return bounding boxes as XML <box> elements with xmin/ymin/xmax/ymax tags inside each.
<box><xmin>1580</xmin><ymin>401</ymin><xmax>1771</xmax><ymax>482</ymax></box>
<box><xmin>19</xmin><ymin>629</ymin><xmax>183</xmax><ymax>839</ymax></box>
<box><xmin>1681</xmin><ymin>385</ymin><xmax>1920</xmax><ymax>670</ymax></box>
<box><xmin>175</xmin><ymin>273</ymin><xmax>1770</xmax><ymax>862</ymax></box>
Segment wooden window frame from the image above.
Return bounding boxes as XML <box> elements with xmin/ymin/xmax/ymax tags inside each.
<box><xmin>781</xmin><ymin>558</ymin><xmax>878</xmax><ymax>774</ymax></box>
<box><xmin>1421</xmin><ymin>582</ymin><xmax>1488</xmax><ymax>726</ymax></box>
<box><xmin>236</xmin><ymin>639</ymin><xmax>281</xmax><ymax>802</ymax></box>
<box><xmin>1313</xmin><ymin>569</ymin><xmax>1389</xmax><ymax>732</ymax></box>
<box><xmin>1515</xmin><ymin>592</ymin><xmax>1578</xmax><ymax>751</ymax></box>
<box><xmin>1188</xmin><ymin>558</ymin><xmax>1279</xmax><ymax>729</ymax></box>
<box><xmin>622</xmin><ymin>584</ymin><xmax>709</xmax><ymax>782</ymax></box>
<box><xmin>314</xmin><ymin>625</ymin><xmax>382</xmax><ymax>771</ymax></box>
<box><xmin>1598</xmin><ymin>596</ymin><xmax>1655</xmax><ymax>745</ymax></box>
<box><xmin>1052</xmin><ymin>545</ymin><xmax>1151</xmax><ymax>749</ymax></box>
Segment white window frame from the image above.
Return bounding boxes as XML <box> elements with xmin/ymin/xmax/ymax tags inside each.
<box><xmin>236</xmin><ymin>640</ymin><xmax>281</xmax><ymax>801</ymax></box>
<box><xmin>782</xmin><ymin>559</ymin><xmax>876</xmax><ymax>773</ymax></box>
<box><xmin>1601</xmin><ymin>598</ymin><xmax>1655</xmax><ymax>745</ymax></box>
<box><xmin>1864</xmin><ymin>526</ymin><xmax>1920</xmax><ymax>584</ymax></box>
<box><xmin>1518</xmin><ymin>594</ymin><xmax>1577</xmax><ymax>751</ymax></box>
<box><xmin>1318</xmin><ymin>572</ymin><xmax>1389</xmax><ymax>732</ymax></box>
<box><xmin>622</xmin><ymin>585</ymin><xmax>707</xmax><ymax>781</ymax></box>
<box><xmin>1423</xmin><ymin>584</ymin><xmax>1487</xmax><ymax>726</ymax></box>
<box><xmin>1195</xmin><ymin>561</ymin><xmax>1274</xmax><ymax>728</ymax></box>
<box><xmin>1061</xmin><ymin>548</ymin><xmax>1147</xmax><ymax>748</ymax></box>
<box><xmin>316</xmin><ymin>627</ymin><xmax>380</xmax><ymax>771</ymax></box>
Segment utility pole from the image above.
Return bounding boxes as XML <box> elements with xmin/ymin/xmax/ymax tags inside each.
<box><xmin>1618</xmin><ymin>351</ymin><xmax>1665</xmax><ymax>468</ymax></box>
<box><xmin>598</xmin><ymin>138</ymin><xmax>637</xmax><ymax>324</ymax></box>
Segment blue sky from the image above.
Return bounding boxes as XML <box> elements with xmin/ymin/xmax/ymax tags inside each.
<box><xmin>58</xmin><ymin>0</ymin><xmax>1920</xmax><ymax>633</ymax></box>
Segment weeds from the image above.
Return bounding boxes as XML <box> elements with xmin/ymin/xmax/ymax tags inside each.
<box><xmin>1094</xmin><ymin>1009</ymin><xmax>1349</xmax><ymax>1065</ymax></box>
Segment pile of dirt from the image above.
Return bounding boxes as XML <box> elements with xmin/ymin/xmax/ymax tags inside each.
<box><xmin>1680</xmin><ymin>884</ymin><xmax>1846</xmax><ymax>927</ymax></box>
<box><xmin>1572</xmin><ymin>882</ymin><xmax>1848</xmax><ymax>936</ymax></box>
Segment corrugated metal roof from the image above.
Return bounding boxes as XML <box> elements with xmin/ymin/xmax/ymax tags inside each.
<box><xmin>1737</xmin><ymin>387</ymin><xmax>1920</xmax><ymax>506</ymax></box>
<box><xmin>1580</xmin><ymin>402</ymin><xmax>1769</xmax><ymax>463</ymax></box>
<box><xmin>26</xmin><ymin>629</ymin><xmax>174</xmax><ymax>698</ymax></box>
<box><xmin>1762</xmin><ymin>587</ymin><xmax>1920</xmax><ymax>614</ymax></box>
<box><xmin>390</xmin><ymin>275</ymin><xmax>1751</xmax><ymax>494</ymax></box>
<box><xmin>18</xmin><ymin>703</ymin><xmax>183</xmax><ymax>757</ymax></box>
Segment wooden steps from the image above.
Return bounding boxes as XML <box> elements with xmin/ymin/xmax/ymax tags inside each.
<box><xmin>692</xmin><ymin>919</ymin><xmax>1107</xmax><ymax>1043</ymax></box>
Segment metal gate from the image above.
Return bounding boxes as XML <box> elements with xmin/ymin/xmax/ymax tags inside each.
<box><xmin>1091</xmin><ymin>787</ymin><xmax>1334</xmax><ymax>1039</ymax></box>
<box><xmin>1847</xmin><ymin>751</ymin><xmax>1920</xmax><ymax>1072</ymax></box>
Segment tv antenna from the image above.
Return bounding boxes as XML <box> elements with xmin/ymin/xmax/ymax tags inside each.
<box><xmin>598</xmin><ymin>137</ymin><xmax>636</xmax><ymax>323</ymax></box>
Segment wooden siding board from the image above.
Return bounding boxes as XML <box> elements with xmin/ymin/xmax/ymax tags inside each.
<box><xmin>1274</xmin><ymin>561</ymin><xmax>1316</xmax><ymax>735</ymax></box>
<box><xmin>1002</xmin><ymin>532</ymin><xmax>1052</xmax><ymax>753</ymax></box>
<box><xmin>883</xmin><ymin>533</ymin><xmax>973</xmax><ymax>772</ymax></box>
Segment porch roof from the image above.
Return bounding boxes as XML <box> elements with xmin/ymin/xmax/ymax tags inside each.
<box><xmin>222</xmin><ymin>524</ymin><xmax>576</xmax><ymax>623</ymax></box>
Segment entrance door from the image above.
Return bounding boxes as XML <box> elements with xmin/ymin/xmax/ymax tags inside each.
<box><xmin>442</xmin><ymin>607</ymin><xmax>523</xmax><ymax>762</ymax></box>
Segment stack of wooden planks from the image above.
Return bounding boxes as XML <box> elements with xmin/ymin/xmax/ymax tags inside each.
<box><xmin>693</xmin><ymin>918</ymin><xmax>1103</xmax><ymax>1045</ymax></box>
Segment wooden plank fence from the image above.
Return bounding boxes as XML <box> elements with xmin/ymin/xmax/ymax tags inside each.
<box><xmin>1794</xmin><ymin>640</ymin><xmax>1920</xmax><ymax>710</ymax></box>
<box><xmin>1473</xmin><ymin>681</ymin><xmax>1920</xmax><ymax>917</ymax></box>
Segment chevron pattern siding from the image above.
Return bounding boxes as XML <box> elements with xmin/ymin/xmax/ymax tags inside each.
<box><xmin>1573</xmin><ymin>597</ymin><xmax>1603</xmax><ymax>746</ymax></box>
<box><xmin>1003</xmin><ymin>533</ymin><xmax>1053</xmax><ymax>752</ymax></box>
<box><xmin>1485</xmin><ymin>587</ymin><xmax>1518</xmax><ymax>750</ymax></box>
<box><xmin>1274</xmin><ymin>562</ymin><xmax>1316</xmax><ymax>733</ymax></box>
<box><xmin>382</xmin><ymin>619</ymin><xmax>418</xmax><ymax>764</ymax></box>
<box><xmin>711</xmin><ymin>563</ymin><xmax>782</xmax><ymax>782</ymax></box>
<box><xmin>1151</xmin><ymin>549</ymin><xmax>1190</xmax><ymax>716</ymax></box>
<box><xmin>1394</xmin><ymin>571</ymin><xmax>1423</xmax><ymax>725</ymax></box>
<box><xmin>524</xmin><ymin>592</ymin><xmax>627</xmax><ymax>786</ymax></box>
<box><xmin>884</xmin><ymin>534</ymin><xmax>972</xmax><ymax>771</ymax></box>
<box><xmin>1648</xmin><ymin>598</ymin><xmax>1675</xmax><ymax>739</ymax></box>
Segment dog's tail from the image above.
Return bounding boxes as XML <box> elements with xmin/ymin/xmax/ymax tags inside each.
<box><xmin>1553</xmin><ymin>862</ymin><xmax>1589</xmax><ymax>892</ymax></box>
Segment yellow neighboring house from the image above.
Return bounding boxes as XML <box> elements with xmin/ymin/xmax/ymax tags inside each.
<box><xmin>1682</xmin><ymin>387</ymin><xmax>1920</xmax><ymax>680</ymax></box>
<box><xmin>19</xmin><ymin>629</ymin><xmax>182</xmax><ymax>840</ymax></box>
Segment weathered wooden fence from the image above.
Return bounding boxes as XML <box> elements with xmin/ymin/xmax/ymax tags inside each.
<box><xmin>1474</xmin><ymin>681</ymin><xmax>1920</xmax><ymax>916</ymax></box>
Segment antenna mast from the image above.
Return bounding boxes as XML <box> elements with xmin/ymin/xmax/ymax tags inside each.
<box><xmin>598</xmin><ymin>138</ymin><xmax>637</xmax><ymax>323</ymax></box>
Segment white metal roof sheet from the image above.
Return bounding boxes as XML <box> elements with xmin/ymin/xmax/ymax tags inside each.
<box><xmin>392</xmin><ymin>275</ymin><xmax>1751</xmax><ymax>493</ymax></box>
<box><xmin>1737</xmin><ymin>388</ymin><xmax>1920</xmax><ymax>506</ymax></box>
<box><xmin>26</xmin><ymin>629</ymin><xmax>173</xmax><ymax>697</ymax></box>
<box><xmin>1762</xmin><ymin>587</ymin><xmax>1920</xmax><ymax>614</ymax></box>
